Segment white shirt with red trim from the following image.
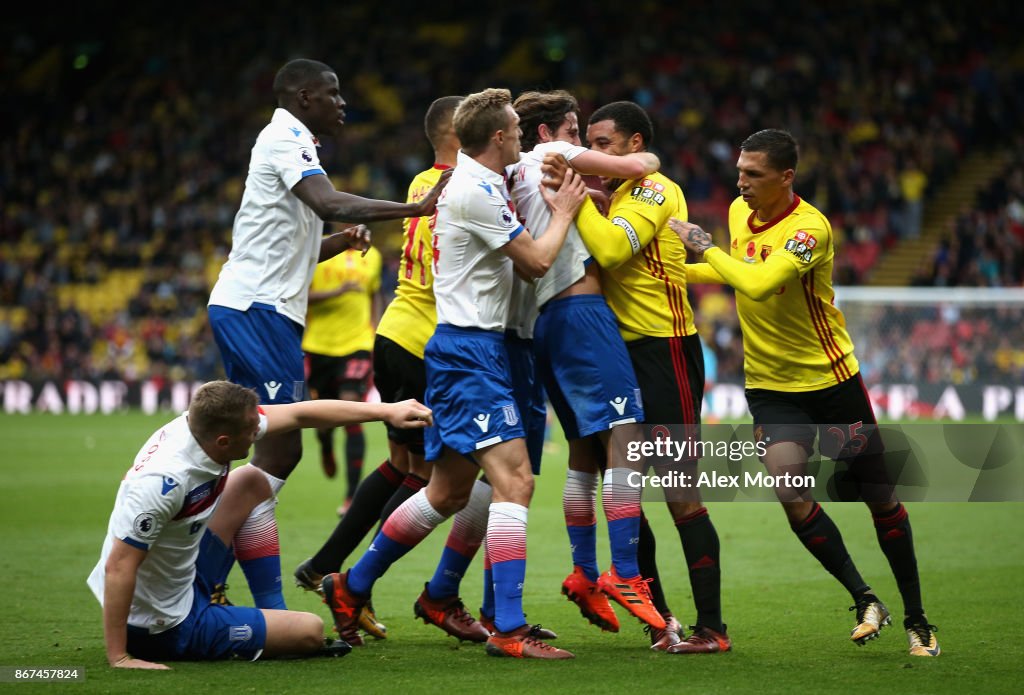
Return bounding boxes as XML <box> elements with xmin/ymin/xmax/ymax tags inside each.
<box><xmin>87</xmin><ymin>410</ymin><xmax>268</xmax><ymax>634</ymax></box>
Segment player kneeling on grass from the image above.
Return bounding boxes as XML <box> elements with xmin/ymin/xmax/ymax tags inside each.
<box><xmin>87</xmin><ymin>380</ymin><xmax>431</xmax><ymax>669</ymax></box>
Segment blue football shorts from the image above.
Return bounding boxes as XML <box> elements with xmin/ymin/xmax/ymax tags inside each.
<box><xmin>424</xmin><ymin>325</ymin><xmax>526</xmax><ymax>461</ymax></box>
<box><xmin>208</xmin><ymin>303</ymin><xmax>305</xmax><ymax>404</ymax></box>
<box><xmin>505</xmin><ymin>331</ymin><xmax>546</xmax><ymax>475</ymax></box>
<box><xmin>126</xmin><ymin>583</ymin><xmax>268</xmax><ymax>661</ymax></box>
<box><xmin>534</xmin><ymin>294</ymin><xmax>644</xmax><ymax>440</ymax></box>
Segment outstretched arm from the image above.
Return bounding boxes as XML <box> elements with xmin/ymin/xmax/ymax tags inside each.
<box><xmin>103</xmin><ymin>540</ymin><xmax>170</xmax><ymax>670</ymax></box>
<box><xmin>685</xmin><ymin>263</ymin><xmax>727</xmax><ymax>284</ymax></box>
<box><xmin>294</xmin><ymin>169</ymin><xmax>452</xmax><ymax>224</ymax></box>
<box><xmin>566</xmin><ymin>150</ymin><xmax>660</xmax><ymax>179</ymax></box>
<box><xmin>575</xmin><ymin>197</ymin><xmax>659</xmax><ymax>269</ymax></box>
<box><xmin>262</xmin><ymin>398</ymin><xmax>432</xmax><ymax>436</ymax></box>
<box><xmin>668</xmin><ymin>219</ymin><xmax>799</xmax><ymax>301</ymax></box>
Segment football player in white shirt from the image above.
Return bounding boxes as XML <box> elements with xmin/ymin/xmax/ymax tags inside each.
<box><xmin>508</xmin><ymin>91</ymin><xmax>673</xmax><ymax>641</ymax></box>
<box><xmin>319</xmin><ymin>88</ymin><xmax>587</xmax><ymax>659</ymax></box>
<box><xmin>413</xmin><ymin>92</ymin><xmax>664</xmax><ymax>644</ymax></box>
<box><xmin>89</xmin><ymin>380</ymin><xmax>431</xmax><ymax>669</ymax></box>
<box><xmin>206</xmin><ymin>58</ymin><xmax>448</xmax><ymax>612</ymax></box>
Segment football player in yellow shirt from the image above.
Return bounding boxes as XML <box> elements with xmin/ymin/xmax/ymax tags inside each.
<box><xmin>567</xmin><ymin>101</ymin><xmax>730</xmax><ymax>654</ymax></box>
<box><xmin>670</xmin><ymin>128</ymin><xmax>939</xmax><ymax>657</ymax></box>
<box><xmin>303</xmin><ymin>244</ymin><xmax>383</xmax><ymax>510</ymax></box>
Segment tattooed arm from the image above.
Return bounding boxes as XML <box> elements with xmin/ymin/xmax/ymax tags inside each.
<box><xmin>667</xmin><ymin>218</ymin><xmax>799</xmax><ymax>301</ymax></box>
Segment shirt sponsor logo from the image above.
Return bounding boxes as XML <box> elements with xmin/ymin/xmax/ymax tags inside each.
<box><xmin>173</xmin><ymin>474</ymin><xmax>228</xmax><ymax>520</ymax></box>
<box><xmin>630</xmin><ymin>186</ymin><xmax>666</xmax><ymax>206</ymax></box>
<box><xmin>611</xmin><ymin>216</ymin><xmax>641</xmax><ymax>254</ymax></box>
<box><xmin>784</xmin><ymin>238</ymin><xmax>814</xmax><ymax>263</ymax></box>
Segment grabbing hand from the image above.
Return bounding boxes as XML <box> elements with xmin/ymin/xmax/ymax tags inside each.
<box><xmin>667</xmin><ymin>218</ymin><xmax>715</xmax><ymax>256</ymax></box>
<box><xmin>384</xmin><ymin>399</ymin><xmax>433</xmax><ymax>429</ymax></box>
<box><xmin>541</xmin><ymin>153</ymin><xmax>569</xmax><ymax>188</ymax></box>
<box><xmin>339</xmin><ymin>224</ymin><xmax>372</xmax><ymax>256</ymax></box>
<box><xmin>540</xmin><ymin>169</ymin><xmax>587</xmax><ymax>219</ymax></box>
<box><xmin>417</xmin><ymin>168</ymin><xmax>453</xmax><ymax>216</ymax></box>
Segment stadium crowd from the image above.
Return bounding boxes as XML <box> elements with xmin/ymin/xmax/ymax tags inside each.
<box><xmin>1</xmin><ymin>1</ymin><xmax>1021</xmax><ymax>385</ymax></box>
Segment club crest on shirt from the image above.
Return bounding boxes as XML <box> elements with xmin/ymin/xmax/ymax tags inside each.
<box><xmin>760</xmin><ymin>245</ymin><xmax>772</xmax><ymax>262</ymax></box>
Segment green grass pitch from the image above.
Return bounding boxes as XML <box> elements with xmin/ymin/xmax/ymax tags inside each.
<box><xmin>1</xmin><ymin>412</ymin><xmax>1021</xmax><ymax>694</ymax></box>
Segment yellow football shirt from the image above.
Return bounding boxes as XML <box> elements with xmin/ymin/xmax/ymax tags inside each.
<box><xmin>302</xmin><ymin>246</ymin><xmax>382</xmax><ymax>357</ymax></box>
<box><xmin>720</xmin><ymin>194</ymin><xmax>859</xmax><ymax>391</ymax></box>
<box><xmin>375</xmin><ymin>164</ymin><xmax>448</xmax><ymax>358</ymax></box>
<box><xmin>576</xmin><ymin>173</ymin><xmax>697</xmax><ymax>341</ymax></box>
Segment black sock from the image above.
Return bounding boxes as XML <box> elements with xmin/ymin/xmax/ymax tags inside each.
<box><xmin>792</xmin><ymin>503</ymin><xmax>870</xmax><ymax>600</ymax></box>
<box><xmin>318</xmin><ymin>428</ymin><xmax>334</xmax><ymax>458</ymax></box>
<box><xmin>376</xmin><ymin>473</ymin><xmax>429</xmax><ymax>532</ymax></box>
<box><xmin>637</xmin><ymin>513</ymin><xmax>670</xmax><ymax>616</ymax></box>
<box><xmin>310</xmin><ymin>460</ymin><xmax>403</xmax><ymax>573</ymax></box>
<box><xmin>676</xmin><ymin>508</ymin><xmax>724</xmax><ymax>633</ymax></box>
<box><xmin>344</xmin><ymin>425</ymin><xmax>365</xmax><ymax>499</ymax></box>
<box><xmin>872</xmin><ymin>503</ymin><xmax>923</xmax><ymax>617</ymax></box>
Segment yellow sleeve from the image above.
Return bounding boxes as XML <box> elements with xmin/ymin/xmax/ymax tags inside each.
<box><xmin>575</xmin><ymin>197</ymin><xmax>659</xmax><ymax>270</ymax></box>
<box><xmin>703</xmin><ymin>247</ymin><xmax>800</xmax><ymax>301</ymax></box>
<box><xmin>685</xmin><ymin>263</ymin><xmax>726</xmax><ymax>284</ymax></box>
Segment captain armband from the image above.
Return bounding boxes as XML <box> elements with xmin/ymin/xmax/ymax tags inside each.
<box><xmin>611</xmin><ymin>216</ymin><xmax>642</xmax><ymax>254</ymax></box>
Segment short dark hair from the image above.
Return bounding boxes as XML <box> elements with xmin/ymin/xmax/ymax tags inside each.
<box><xmin>273</xmin><ymin>59</ymin><xmax>334</xmax><ymax>101</ymax></box>
<box><xmin>425</xmin><ymin>96</ymin><xmax>464</xmax><ymax>151</ymax></box>
<box><xmin>453</xmin><ymin>88</ymin><xmax>512</xmax><ymax>154</ymax></box>
<box><xmin>588</xmin><ymin>101</ymin><xmax>653</xmax><ymax>148</ymax></box>
<box><xmin>513</xmin><ymin>90</ymin><xmax>579</xmax><ymax>151</ymax></box>
<box><xmin>740</xmin><ymin>129</ymin><xmax>799</xmax><ymax>172</ymax></box>
<box><xmin>188</xmin><ymin>381</ymin><xmax>259</xmax><ymax>441</ymax></box>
